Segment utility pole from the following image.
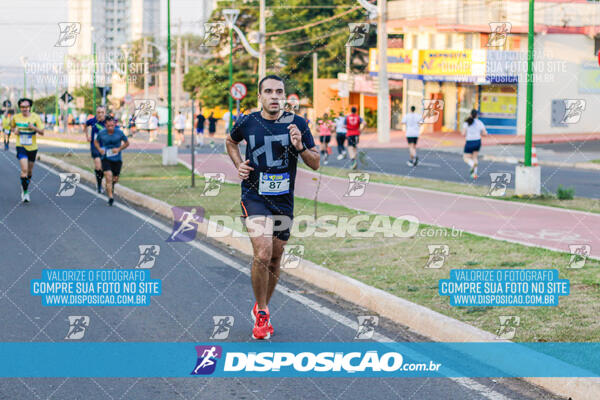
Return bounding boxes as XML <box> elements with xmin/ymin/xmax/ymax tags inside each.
<box><xmin>345</xmin><ymin>45</ymin><xmax>351</xmax><ymax>110</ymax></box>
<box><xmin>143</xmin><ymin>37</ymin><xmax>149</xmax><ymax>100</ymax></box>
<box><xmin>258</xmin><ymin>0</ymin><xmax>266</xmax><ymax>80</ymax></box>
<box><xmin>93</xmin><ymin>42</ymin><xmax>97</xmax><ymax>110</ymax></box>
<box><xmin>163</xmin><ymin>0</ymin><xmax>177</xmax><ymax>165</ymax></box>
<box><xmin>313</xmin><ymin>52</ymin><xmax>318</xmax><ymax>121</ymax></box>
<box><xmin>184</xmin><ymin>39</ymin><xmax>189</xmax><ymax>74</ymax></box>
<box><xmin>168</xmin><ymin>0</ymin><xmax>172</xmax><ymax>146</ymax></box>
<box><xmin>515</xmin><ymin>0</ymin><xmax>540</xmax><ymax>196</ymax></box>
<box><xmin>175</xmin><ymin>21</ymin><xmax>182</xmax><ymax>117</ymax></box>
<box><xmin>229</xmin><ymin>23</ymin><xmax>233</xmax><ymax>133</ymax></box>
<box><xmin>525</xmin><ymin>0</ymin><xmax>535</xmax><ymax>166</ymax></box>
<box><xmin>377</xmin><ymin>0</ymin><xmax>390</xmax><ymax>143</ymax></box>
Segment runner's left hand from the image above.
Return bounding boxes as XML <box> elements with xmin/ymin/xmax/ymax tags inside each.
<box><xmin>288</xmin><ymin>124</ymin><xmax>303</xmax><ymax>151</ymax></box>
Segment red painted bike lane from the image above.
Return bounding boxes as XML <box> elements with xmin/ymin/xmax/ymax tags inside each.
<box><xmin>180</xmin><ymin>153</ymin><xmax>600</xmax><ymax>258</ymax></box>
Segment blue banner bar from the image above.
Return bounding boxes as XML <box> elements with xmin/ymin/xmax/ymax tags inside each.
<box><xmin>0</xmin><ymin>342</ymin><xmax>597</xmax><ymax>378</ymax></box>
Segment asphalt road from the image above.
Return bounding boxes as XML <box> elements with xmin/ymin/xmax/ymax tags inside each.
<box><xmin>0</xmin><ymin>151</ymin><xmax>561</xmax><ymax>399</ymax></box>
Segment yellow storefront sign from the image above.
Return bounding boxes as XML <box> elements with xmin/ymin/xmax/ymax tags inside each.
<box><xmin>369</xmin><ymin>49</ymin><xmax>486</xmax><ymax>79</ymax></box>
<box><xmin>420</xmin><ymin>50</ymin><xmax>472</xmax><ymax>76</ymax></box>
<box><xmin>369</xmin><ymin>48</ymin><xmax>416</xmax><ymax>75</ymax></box>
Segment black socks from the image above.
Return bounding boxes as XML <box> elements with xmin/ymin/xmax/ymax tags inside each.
<box><xmin>95</xmin><ymin>169</ymin><xmax>103</xmax><ymax>187</ymax></box>
<box><xmin>20</xmin><ymin>177</ymin><xmax>30</xmax><ymax>192</ymax></box>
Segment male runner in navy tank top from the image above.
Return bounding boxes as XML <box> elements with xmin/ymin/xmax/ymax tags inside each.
<box><xmin>226</xmin><ymin>75</ymin><xmax>319</xmax><ymax>339</ymax></box>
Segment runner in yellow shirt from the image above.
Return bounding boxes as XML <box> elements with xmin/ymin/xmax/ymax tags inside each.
<box><xmin>2</xmin><ymin>109</ymin><xmax>14</xmax><ymax>151</ymax></box>
<box><xmin>11</xmin><ymin>98</ymin><xmax>44</xmax><ymax>202</ymax></box>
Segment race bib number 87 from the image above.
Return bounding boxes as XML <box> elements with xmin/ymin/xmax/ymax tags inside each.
<box><xmin>259</xmin><ymin>172</ymin><xmax>290</xmax><ymax>195</ymax></box>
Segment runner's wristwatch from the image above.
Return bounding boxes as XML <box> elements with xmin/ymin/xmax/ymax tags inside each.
<box><xmin>297</xmin><ymin>145</ymin><xmax>306</xmax><ymax>153</ymax></box>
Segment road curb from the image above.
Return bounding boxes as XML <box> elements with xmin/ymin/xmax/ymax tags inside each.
<box><xmin>39</xmin><ymin>153</ymin><xmax>600</xmax><ymax>400</ymax></box>
<box><xmin>483</xmin><ymin>154</ymin><xmax>600</xmax><ymax>171</ymax></box>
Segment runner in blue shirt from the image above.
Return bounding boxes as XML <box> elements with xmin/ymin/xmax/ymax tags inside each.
<box><xmin>85</xmin><ymin>106</ymin><xmax>107</xmax><ymax>193</ymax></box>
<box><xmin>94</xmin><ymin>116</ymin><xmax>129</xmax><ymax>206</ymax></box>
<box><xmin>226</xmin><ymin>75</ymin><xmax>319</xmax><ymax>339</ymax></box>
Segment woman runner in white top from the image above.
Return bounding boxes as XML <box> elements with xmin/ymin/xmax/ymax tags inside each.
<box><xmin>462</xmin><ymin>109</ymin><xmax>487</xmax><ymax>180</ymax></box>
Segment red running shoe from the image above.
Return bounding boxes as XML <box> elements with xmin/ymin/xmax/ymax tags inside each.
<box><xmin>252</xmin><ymin>302</ymin><xmax>274</xmax><ymax>335</ymax></box>
<box><xmin>252</xmin><ymin>310</ymin><xmax>271</xmax><ymax>340</ymax></box>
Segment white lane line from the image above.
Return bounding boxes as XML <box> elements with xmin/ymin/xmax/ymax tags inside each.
<box><xmin>37</xmin><ymin>161</ymin><xmax>512</xmax><ymax>400</ymax></box>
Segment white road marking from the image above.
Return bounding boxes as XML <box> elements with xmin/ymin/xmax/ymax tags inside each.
<box><xmin>37</xmin><ymin>161</ymin><xmax>513</xmax><ymax>400</ymax></box>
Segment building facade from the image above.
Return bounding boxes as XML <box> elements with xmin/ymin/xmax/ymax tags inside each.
<box><xmin>67</xmin><ymin>0</ymin><xmax>160</xmax><ymax>91</ymax></box>
<box><xmin>364</xmin><ymin>0</ymin><xmax>600</xmax><ymax>135</ymax></box>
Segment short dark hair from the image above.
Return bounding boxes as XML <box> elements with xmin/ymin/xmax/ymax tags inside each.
<box><xmin>410</xmin><ymin>106</ymin><xmax>416</xmax><ymax>112</ymax></box>
<box><xmin>351</xmin><ymin>106</ymin><xmax>357</xmax><ymax>113</ymax></box>
<box><xmin>105</xmin><ymin>115</ymin><xmax>115</xmax><ymax>123</ymax></box>
<box><xmin>18</xmin><ymin>98</ymin><xmax>33</xmax><ymax>107</ymax></box>
<box><xmin>259</xmin><ymin>75</ymin><xmax>284</xmax><ymax>93</ymax></box>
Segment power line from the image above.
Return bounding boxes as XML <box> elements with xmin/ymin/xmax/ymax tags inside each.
<box><xmin>266</xmin><ymin>6</ymin><xmax>362</xmax><ymax>37</ymax></box>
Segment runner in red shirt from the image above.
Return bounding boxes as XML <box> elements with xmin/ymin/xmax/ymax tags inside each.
<box><xmin>345</xmin><ymin>106</ymin><xmax>365</xmax><ymax>170</ymax></box>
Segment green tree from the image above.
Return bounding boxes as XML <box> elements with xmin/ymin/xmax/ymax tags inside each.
<box><xmin>184</xmin><ymin>1</ymin><xmax>375</xmax><ymax>106</ymax></box>
<box><xmin>268</xmin><ymin>0</ymin><xmax>374</xmax><ymax>99</ymax></box>
<box><xmin>33</xmin><ymin>95</ymin><xmax>58</xmax><ymax>115</ymax></box>
<box><xmin>72</xmin><ymin>86</ymin><xmax>96</xmax><ymax>115</ymax></box>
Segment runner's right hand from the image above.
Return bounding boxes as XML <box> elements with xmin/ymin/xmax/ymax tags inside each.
<box><xmin>238</xmin><ymin>159</ymin><xmax>254</xmax><ymax>180</ymax></box>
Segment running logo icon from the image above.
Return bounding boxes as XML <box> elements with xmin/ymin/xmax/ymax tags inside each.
<box><xmin>344</xmin><ymin>173</ymin><xmax>370</xmax><ymax>197</ymax></box>
<box><xmin>201</xmin><ymin>23</ymin><xmax>225</xmax><ymax>47</ymax></box>
<box><xmin>275</xmin><ymin>100</ymin><xmax>299</xmax><ymax>124</ymax></box>
<box><xmin>487</xmin><ymin>22</ymin><xmax>512</xmax><ymax>47</ymax></box>
<box><xmin>355</xmin><ymin>316</ymin><xmax>379</xmax><ymax>339</ymax></box>
<box><xmin>425</xmin><ymin>245</ymin><xmax>449</xmax><ymax>269</ymax></box>
<box><xmin>55</xmin><ymin>22</ymin><xmax>81</xmax><ymax>47</ymax></box>
<box><xmin>57</xmin><ymin>173</ymin><xmax>80</xmax><ymax>197</ymax></box>
<box><xmin>210</xmin><ymin>316</ymin><xmax>234</xmax><ymax>339</ymax></box>
<box><xmin>65</xmin><ymin>316</ymin><xmax>89</xmax><ymax>340</ymax></box>
<box><xmin>560</xmin><ymin>100</ymin><xmax>586</xmax><ymax>124</ymax></box>
<box><xmin>133</xmin><ymin>100</ymin><xmax>155</xmax><ymax>123</ymax></box>
<box><xmin>421</xmin><ymin>100</ymin><xmax>444</xmax><ymax>124</ymax></box>
<box><xmin>281</xmin><ymin>245</ymin><xmax>305</xmax><ymax>269</ymax></box>
<box><xmin>136</xmin><ymin>245</ymin><xmax>160</xmax><ymax>269</ymax></box>
<box><xmin>567</xmin><ymin>244</ymin><xmax>590</xmax><ymax>269</ymax></box>
<box><xmin>202</xmin><ymin>173</ymin><xmax>225</xmax><ymax>196</ymax></box>
<box><xmin>487</xmin><ymin>173</ymin><xmax>512</xmax><ymax>197</ymax></box>
<box><xmin>168</xmin><ymin>207</ymin><xmax>205</xmax><ymax>242</ymax></box>
<box><xmin>191</xmin><ymin>345</ymin><xmax>222</xmax><ymax>375</ymax></box>
<box><xmin>346</xmin><ymin>23</ymin><xmax>370</xmax><ymax>47</ymax></box>
<box><xmin>495</xmin><ymin>316</ymin><xmax>519</xmax><ymax>340</ymax></box>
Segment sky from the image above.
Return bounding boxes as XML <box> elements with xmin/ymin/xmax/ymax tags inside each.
<box><xmin>0</xmin><ymin>0</ymin><xmax>211</xmax><ymax>90</ymax></box>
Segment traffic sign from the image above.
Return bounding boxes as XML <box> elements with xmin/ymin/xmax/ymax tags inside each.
<box><xmin>60</xmin><ymin>91</ymin><xmax>74</xmax><ymax>103</ymax></box>
<box><xmin>230</xmin><ymin>82</ymin><xmax>247</xmax><ymax>100</ymax></box>
<box><xmin>287</xmin><ymin>94</ymin><xmax>299</xmax><ymax>102</ymax></box>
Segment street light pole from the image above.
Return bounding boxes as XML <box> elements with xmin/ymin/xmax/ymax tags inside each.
<box><xmin>259</xmin><ymin>0</ymin><xmax>266</xmax><ymax>80</ymax></box>
<box><xmin>161</xmin><ymin>0</ymin><xmax>178</xmax><ymax>165</ymax></box>
<box><xmin>167</xmin><ymin>0</ymin><xmax>173</xmax><ymax>147</ymax></box>
<box><xmin>515</xmin><ymin>0</ymin><xmax>540</xmax><ymax>196</ymax></box>
<box><xmin>93</xmin><ymin>42</ymin><xmax>97</xmax><ymax>111</ymax></box>
<box><xmin>223</xmin><ymin>9</ymin><xmax>240</xmax><ymax>134</ymax></box>
<box><xmin>376</xmin><ymin>0</ymin><xmax>390</xmax><ymax>143</ymax></box>
<box><xmin>229</xmin><ymin>26</ymin><xmax>233</xmax><ymax>133</ymax></box>
<box><xmin>525</xmin><ymin>0</ymin><xmax>535</xmax><ymax>166</ymax></box>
